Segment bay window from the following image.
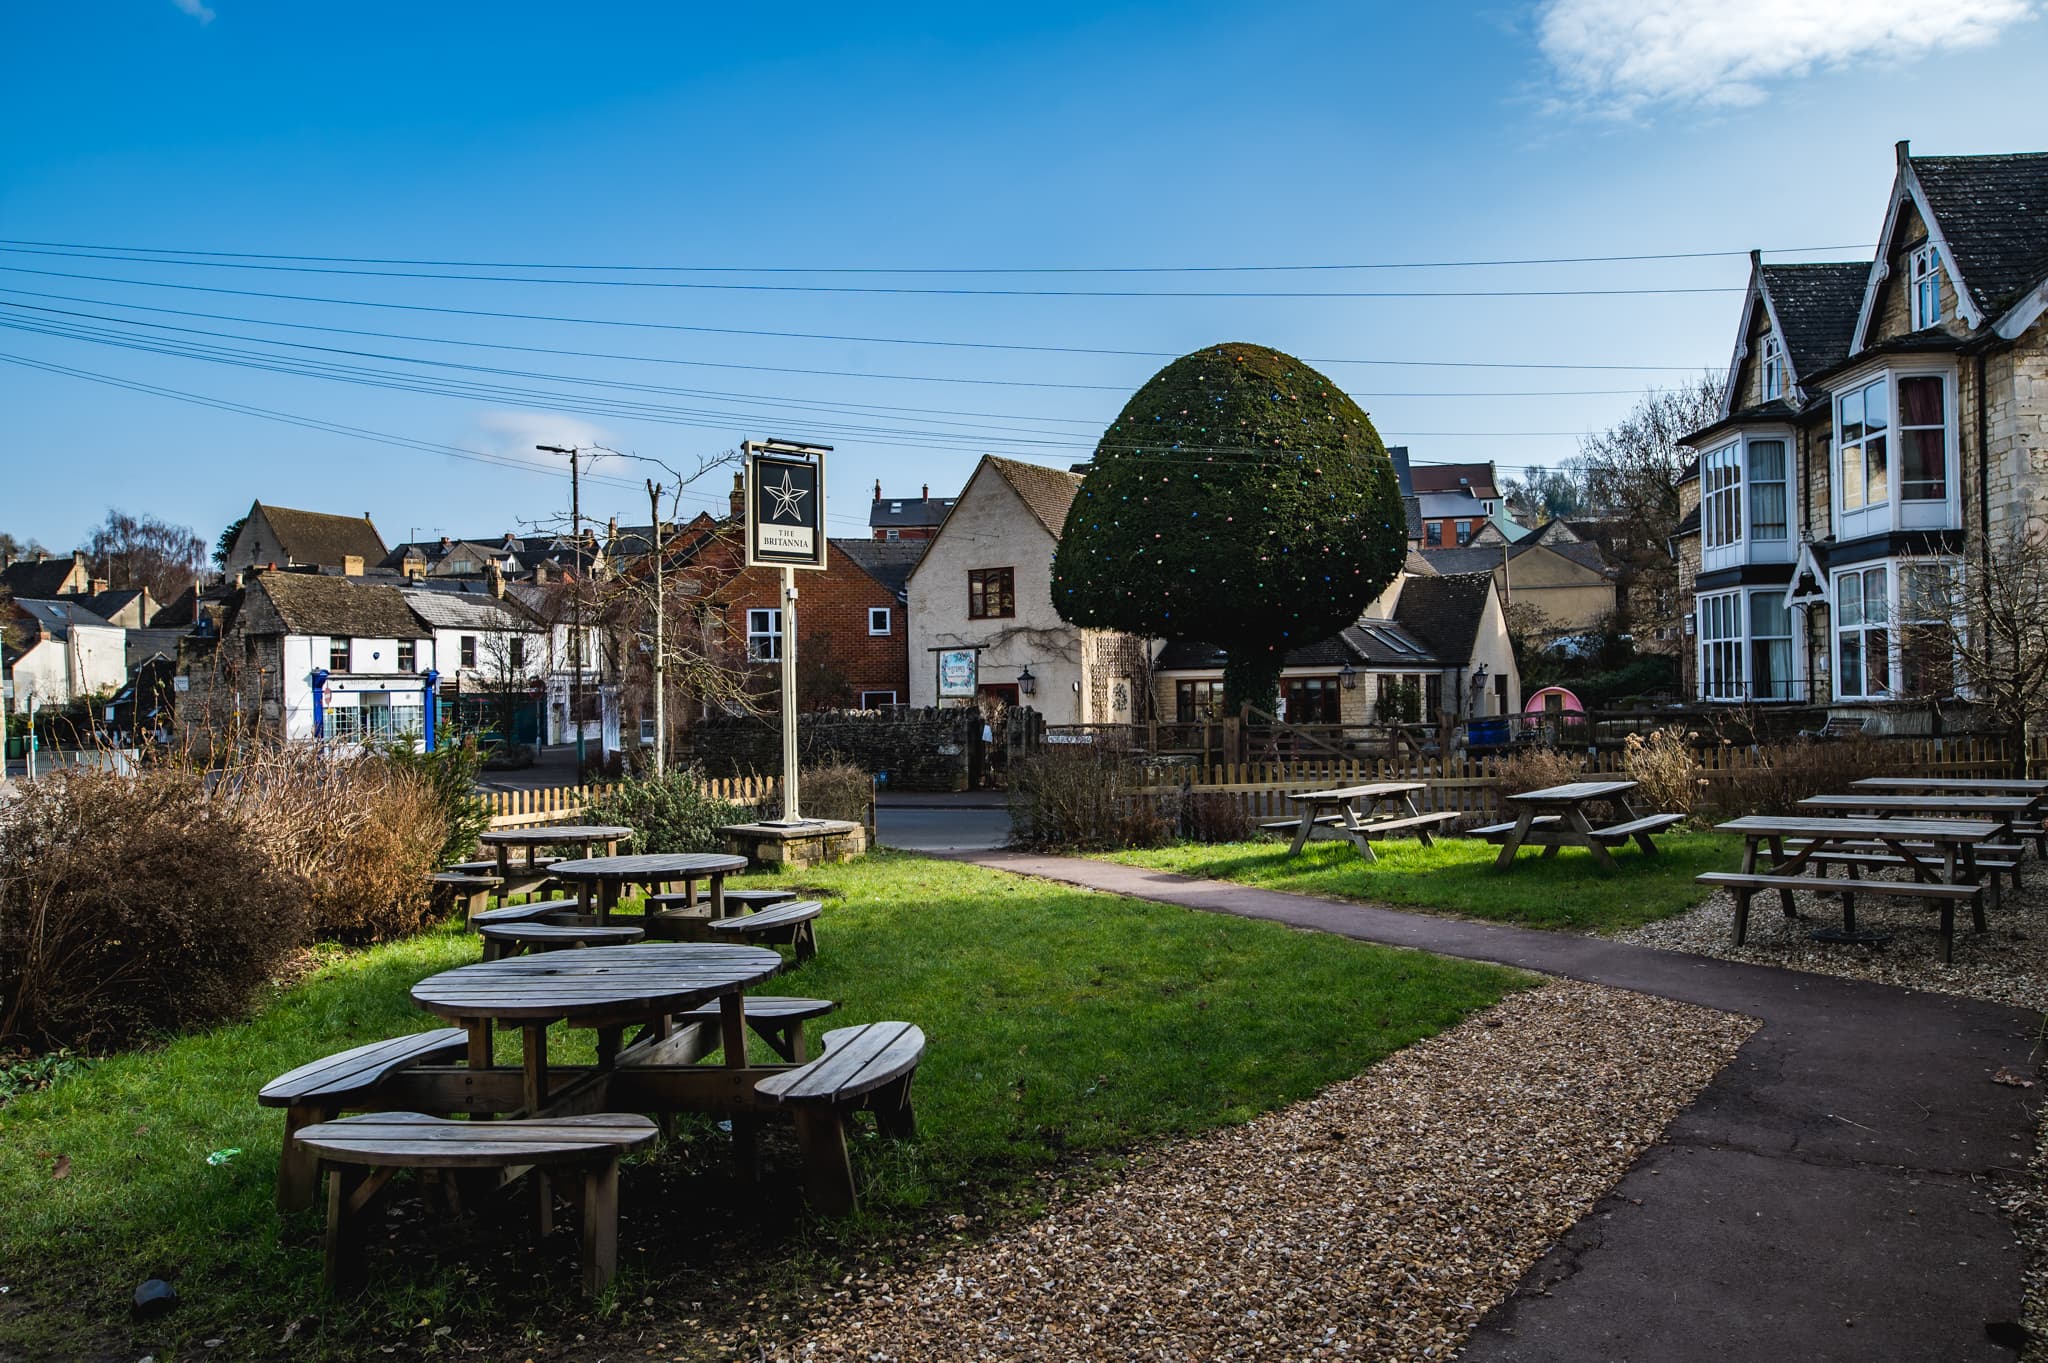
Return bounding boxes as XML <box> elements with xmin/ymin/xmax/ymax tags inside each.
<box><xmin>1698</xmin><ymin>433</ymin><xmax>1792</xmax><ymax>570</ymax></box>
<box><xmin>1699</xmin><ymin>592</ymin><xmax>1742</xmax><ymax>699</ymax></box>
<box><xmin>1837</xmin><ymin>377</ymin><xmax>1889</xmax><ymax>511</ymax></box>
<box><xmin>1898</xmin><ymin>376</ymin><xmax>1947</xmax><ymax>501</ymax></box>
<box><xmin>1697</xmin><ymin>588</ymin><xmax>1799</xmax><ymax>702</ymax></box>
<box><xmin>1749</xmin><ymin>592</ymin><xmax>1794</xmax><ymax>701</ymax></box>
<box><xmin>1747</xmin><ymin>440</ymin><xmax>1788</xmax><ymax>540</ymax></box>
<box><xmin>1702</xmin><ymin>443</ymin><xmax>1741</xmax><ymax>549</ymax></box>
<box><xmin>1834</xmin><ymin>566</ymin><xmax>1890</xmax><ymax>699</ymax></box>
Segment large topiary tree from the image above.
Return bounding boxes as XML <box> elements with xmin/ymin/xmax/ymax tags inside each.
<box><xmin>1052</xmin><ymin>342</ymin><xmax>1406</xmax><ymax>715</ymax></box>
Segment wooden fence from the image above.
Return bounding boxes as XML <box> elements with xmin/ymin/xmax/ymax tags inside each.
<box><xmin>1137</xmin><ymin>735</ymin><xmax>2041</xmax><ymax>824</ymax></box>
<box><xmin>481</xmin><ymin>774</ymin><xmax>779</xmax><ymax>829</ymax></box>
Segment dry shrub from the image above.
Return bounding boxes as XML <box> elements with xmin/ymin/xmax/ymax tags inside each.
<box><xmin>1181</xmin><ymin>791</ymin><xmax>1254</xmax><ymax>843</ymax></box>
<box><xmin>223</xmin><ymin>745</ymin><xmax>448</xmax><ymax>943</ymax></box>
<box><xmin>0</xmin><ymin>767</ymin><xmax>303</xmax><ymax>1052</ymax></box>
<box><xmin>1621</xmin><ymin>728</ymin><xmax>1707</xmax><ymax>821</ymax></box>
<box><xmin>1008</xmin><ymin>745</ymin><xmax>1172</xmax><ymax>851</ymax></box>
<box><xmin>1706</xmin><ymin>736</ymin><xmax>1896</xmax><ymax>818</ymax></box>
<box><xmin>792</xmin><ymin>761</ymin><xmax>873</xmax><ymax>826</ymax></box>
<box><xmin>1488</xmin><ymin>745</ymin><xmax>1587</xmax><ymax>800</ymax></box>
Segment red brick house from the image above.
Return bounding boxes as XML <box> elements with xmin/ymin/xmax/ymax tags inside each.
<box><xmin>718</xmin><ymin>538</ymin><xmax>923</xmax><ymax>708</ymax></box>
<box><xmin>868</xmin><ymin>481</ymin><xmax>956</xmax><ymax>542</ymax></box>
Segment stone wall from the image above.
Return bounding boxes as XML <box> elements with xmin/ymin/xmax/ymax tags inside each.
<box><xmin>685</xmin><ymin>706</ymin><xmax>978</xmax><ymax>791</ymax></box>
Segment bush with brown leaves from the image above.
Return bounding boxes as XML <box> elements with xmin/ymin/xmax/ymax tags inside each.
<box><xmin>1703</xmin><ymin>736</ymin><xmax>1898</xmax><ymax>818</ymax></box>
<box><xmin>1488</xmin><ymin>745</ymin><xmax>1587</xmax><ymax>802</ymax></box>
<box><xmin>1008</xmin><ymin>745</ymin><xmax>1173</xmax><ymax>851</ymax></box>
<box><xmin>1621</xmin><ymin>728</ymin><xmax>1707</xmax><ymax>821</ymax></box>
<box><xmin>0</xmin><ymin>767</ymin><xmax>304</xmax><ymax>1052</ymax></box>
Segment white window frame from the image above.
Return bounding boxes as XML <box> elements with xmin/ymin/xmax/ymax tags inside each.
<box><xmin>1832</xmin><ymin>365</ymin><xmax>1958</xmax><ymax>539</ymax></box>
<box><xmin>867</xmin><ymin>606</ymin><xmax>891</xmax><ymax>636</ymax></box>
<box><xmin>1758</xmin><ymin>331</ymin><xmax>1786</xmax><ymax>401</ymax></box>
<box><xmin>859</xmin><ymin>689</ymin><xmax>898</xmax><ymax>708</ymax></box>
<box><xmin>1697</xmin><ymin>587</ymin><xmax>1801</xmax><ymax>703</ymax></box>
<box><xmin>1832</xmin><ymin>564</ymin><xmax>1892</xmax><ymax>700</ymax></box>
<box><xmin>746</xmin><ymin>608</ymin><xmax>781</xmax><ymax>662</ymax></box>
<box><xmin>1455</xmin><ymin>519</ymin><xmax>1472</xmax><ymax>545</ymax></box>
<box><xmin>1747</xmin><ymin>590</ymin><xmax>1795</xmax><ymax>702</ymax></box>
<box><xmin>1702</xmin><ymin>442</ymin><xmax>1742</xmax><ymax>551</ymax></box>
<box><xmin>884</xmin><ymin>528</ymin><xmax>901</xmax><ymax>542</ymax></box>
<box><xmin>1909</xmin><ymin>243</ymin><xmax>1943</xmax><ymax>330</ymax></box>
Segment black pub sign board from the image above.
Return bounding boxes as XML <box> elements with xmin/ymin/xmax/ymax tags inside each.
<box><xmin>745</xmin><ymin>449</ymin><xmax>828</xmax><ymax>570</ymax></box>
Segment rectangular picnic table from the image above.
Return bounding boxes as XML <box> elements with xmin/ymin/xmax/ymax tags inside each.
<box><xmin>1709</xmin><ymin>813</ymin><xmax>2003</xmax><ymax>960</ymax></box>
<box><xmin>1266</xmin><ymin>781</ymin><xmax>1457</xmax><ymax>860</ymax></box>
<box><xmin>1847</xmin><ymin>777</ymin><xmax>2048</xmax><ymax>854</ymax></box>
<box><xmin>1479</xmin><ymin>780</ymin><xmax>1683</xmax><ymax>870</ymax></box>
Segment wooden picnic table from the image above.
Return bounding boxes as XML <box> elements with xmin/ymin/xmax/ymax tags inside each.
<box><xmin>1267</xmin><ymin>781</ymin><xmax>1456</xmax><ymax>860</ymax></box>
<box><xmin>1796</xmin><ymin>793</ymin><xmax>2035</xmax><ymax>821</ymax></box>
<box><xmin>479</xmin><ymin>824</ymin><xmax>633</xmax><ymax>876</ymax></box>
<box><xmin>1710</xmin><ymin>813</ymin><xmax>2003</xmax><ymax>959</ymax></box>
<box><xmin>409</xmin><ymin>942</ymin><xmax>783</xmax><ymax>1115</ymax></box>
<box><xmin>1847</xmin><ymin>778</ymin><xmax>2048</xmax><ymax>853</ymax></box>
<box><xmin>549</xmin><ymin>852</ymin><xmax>749</xmax><ymax>925</ymax></box>
<box><xmin>1481</xmin><ymin>780</ymin><xmax>1683</xmax><ymax>871</ymax></box>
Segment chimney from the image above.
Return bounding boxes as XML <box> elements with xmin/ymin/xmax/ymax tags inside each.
<box><xmin>921</xmin><ymin>483</ymin><xmax>929</xmax><ymax>500</ymax></box>
<box><xmin>342</xmin><ymin>554</ymin><xmax>364</xmax><ymax>577</ymax></box>
<box><xmin>730</xmin><ymin>471</ymin><xmax>745</xmax><ymax>520</ymax></box>
<box><xmin>439</xmin><ymin>535</ymin><xmax>451</xmax><ymax>550</ymax></box>
<box><xmin>873</xmin><ymin>479</ymin><xmax>882</xmax><ymax>501</ymax></box>
<box><xmin>35</xmin><ymin>549</ymin><xmax>48</xmax><ymax>562</ymax></box>
<box><xmin>533</xmin><ymin>562</ymin><xmax>550</xmax><ymax>584</ymax></box>
<box><xmin>1896</xmin><ymin>138</ymin><xmax>1911</xmax><ymax>169</ymax></box>
<box><xmin>607</xmin><ymin>516</ymin><xmax>618</xmax><ymax>540</ymax></box>
<box><xmin>486</xmin><ymin>561</ymin><xmax>505</xmax><ymax>599</ymax></box>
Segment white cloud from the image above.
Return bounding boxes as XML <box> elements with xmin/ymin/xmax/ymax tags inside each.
<box><xmin>472</xmin><ymin>410</ymin><xmax>618</xmax><ymax>469</ymax></box>
<box><xmin>1537</xmin><ymin>0</ymin><xmax>2037</xmax><ymax>114</ymax></box>
<box><xmin>171</xmin><ymin>0</ymin><xmax>216</xmax><ymax>24</ymax></box>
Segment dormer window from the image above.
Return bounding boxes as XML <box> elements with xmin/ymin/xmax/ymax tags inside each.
<box><xmin>1909</xmin><ymin>244</ymin><xmax>1943</xmax><ymax>330</ymax></box>
<box><xmin>1758</xmin><ymin>332</ymin><xmax>1786</xmax><ymax>401</ymax></box>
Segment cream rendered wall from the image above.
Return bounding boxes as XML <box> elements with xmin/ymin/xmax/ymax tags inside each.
<box><xmin>907</xmin><ymin>461</ymin><xmax>1088</xmax><ymax>722</ymax></box>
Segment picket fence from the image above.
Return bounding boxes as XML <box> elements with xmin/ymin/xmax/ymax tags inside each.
<box><xmin>481</xmin><ymin>774</ymin><xmax>779</xmax><ymax>829</ymax></box>
<box><xmin>1140</xmin><ymin>734</ymin><xmax>2039</xmax><ymax>824</ymax></box>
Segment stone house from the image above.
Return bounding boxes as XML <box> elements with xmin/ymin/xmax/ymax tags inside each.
<box><xmin>221</xmin><ymin>502</ymin><xmax>389</xmax><ymax>577</ymax></box>
<box><xmin>1150</xmin><ymin>565</ymin><xmax>1521</xmax><ymax>727</ymax></box>
<box><xmin>904</xmin><ymin>455</ymin><xmax>1148</xmax><ymax>723</ymax></box>
<box><xmin>0</xmin><ymin>549</ymin><xmax>93</xmax><ymax>600</ymax></box>
<box><xmin>1421</xmin><ymin>531</ymin><xmax>1616</xmax><ymax>640</ymax></box>
<box><xmin>1673</xmin><ymin>142</ymin><xmax>2048</xmax><ymax>725</ymax></box>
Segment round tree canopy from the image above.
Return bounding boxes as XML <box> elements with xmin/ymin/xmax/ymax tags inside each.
<box><xmin>1052</xmin><ymin>342</ymin><xmax>1406</xmax><ymax>675</ymax></box>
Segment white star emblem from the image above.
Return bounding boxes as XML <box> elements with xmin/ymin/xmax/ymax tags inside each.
<box><xmin>765</xmin><ymin>469</ymin><xmax>809</xmax><ymax>522</ymax></box>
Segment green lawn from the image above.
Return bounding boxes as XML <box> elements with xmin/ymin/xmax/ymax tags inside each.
<box><xmin>0</xmin><ymin>851</ymin><xmax>1524</xmax><ymax>1361</ymax></box>
<box><xmin>1103</xmin><ymin>832</ymin><xmax>1741</xmax><ymax>932</ymax></box>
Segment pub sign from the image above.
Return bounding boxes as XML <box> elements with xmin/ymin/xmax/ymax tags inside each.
<box><xmin>744</xmin><ymin>443</ymin><xmax>829</xmax><ymax>570</ymax></box>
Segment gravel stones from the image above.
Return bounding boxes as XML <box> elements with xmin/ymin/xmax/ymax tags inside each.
<box><xmin>776</xmin><ymin>982</ymin><xmax>1756</xmax><ymax>1363</ymax></box>
<box><xmin>1615</xmin><ymin>877</ymin><xmax>2048</xmax><ymax>1011</ymax></box>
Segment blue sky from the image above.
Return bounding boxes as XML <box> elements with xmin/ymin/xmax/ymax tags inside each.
<box><xmin>5</xmin><ymin>1</ymin><xmax>2047</xmax><ymax>553</ymax></box>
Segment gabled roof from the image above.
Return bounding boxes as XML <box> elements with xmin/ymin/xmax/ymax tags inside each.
<box><xmin>400</xmin><ymin>588</ymin><xmax>534</xmax><ymax>632</ymax></box>
<box><xmin>73</xmin><ymin>588</ymin><xmax>149</xmax><ymax>623</ymax></box>
<box><xmin>986</xmin><ymin>456</ymin><xmax>1084</xmax><ymax>535</ymax></box>
<box><xmin>1419</xmin><ymin>538</ymin><xmax>1614</xmax><ymax>580</ymax></box>
<box><xmin>0</xmin><ymin>555</ymin><xmax>85</xmax><ymax>600</ymax></box>
<box><xmin>1757</xmin><ymin>261</ymin><xmax>1867</xmax><ymax>383</ymax></box>
<box><xmin>251</xmin><ymin>503</ymin><xmax>388</xmax><ymax>568</ymax></box>
<box><xmin>249</xmin><ymin>570</ymin><xmax>427</xmax><ymax>639</ymax></box>
<box><xmin>1393</xmin><ymin>571</ymin><xmax>1495</xmax><ymax>663</ymax></box>
<box><xmin>1407</xmin><ymin>461</ymin><xmax>1499</xmax><ymax>501</ymax></box>
<box><xmin>831</xmin><ymin>538</ymin><xmax>927</xmax><ymax>601</ymax></box>
<box><xmin>11</xmin><ymin>597</ymin><xmax>115</xmax><ymax>641</ymax></box>
<box><xmin>1911</xmin><ymin>151</ymin><xmax>2048</xmax><ymax>320</ymax></box>
<box><xmin>869</xmin><ymin>496</ymin><xmax>956</xmax><ymax>530</ymax></box>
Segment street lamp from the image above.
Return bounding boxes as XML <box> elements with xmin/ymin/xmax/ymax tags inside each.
<box><xmin>1017</xmin><ymin>666</ymin><xmax>1036</xmax><ymax>697</ymax></box>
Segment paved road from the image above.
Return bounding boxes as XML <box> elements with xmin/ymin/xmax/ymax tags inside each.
<box><xmin>876</xmin><ymin>794</ymin><xmax>1010</xmax><ymax>853</ymax></box>
<box><xmin>962</xmin><ymin>851</ymin><xmax>2040</xmax><ymax>1362</ymax></box>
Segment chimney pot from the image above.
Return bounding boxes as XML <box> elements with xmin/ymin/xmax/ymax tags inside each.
<box><xmin>874</xmin><ymin>479</ymin><xmax>882</xmax><ymax>501</ymax></box>
<box><xmin>607</xmin><ymin>516</ymin><xmax>618</xmax><ymax>539</ymax></box>
<box><xmin>731</xmin><ymin>471</ymin><xmax>745</xmax><ymax>520</ymax></box>
<box><xmin>439</xmin><ymin>535</ymin><xmax>451</xmax><ymax>549</ymax></box>
<box><xmin>922</xmin><ymin>483</ymin><xmax>929</xmax><ymax>500</ymax></box>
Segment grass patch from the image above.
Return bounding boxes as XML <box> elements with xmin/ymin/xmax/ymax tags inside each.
<box><xmin>0</xmin><ymin>850</ymin><xmax>1523</xmax><ymax>1360</ymax></box>
<box><xmin>1103</xmin><ymin>833</ymin><xmax>1741</xmax><ymax>932</ymax></box>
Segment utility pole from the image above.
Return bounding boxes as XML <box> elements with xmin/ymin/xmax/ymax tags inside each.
<box><xmin>537</xmin><ymin>443</ymin><xmax>586</xmax><ymax>770</ymax></box>
<box><xmin>646</xmin><ymin>478</ymin><xmax>666</xmax><ymax>776</ymax></box>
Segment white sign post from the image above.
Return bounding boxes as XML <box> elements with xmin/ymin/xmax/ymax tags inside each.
<box><xmin>743</xmin><ymin>438</ymin><xmax>831</xmax><ymax>826</ymax></box>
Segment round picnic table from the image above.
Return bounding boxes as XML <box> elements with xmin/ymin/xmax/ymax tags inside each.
<box><xmin>549</xmin><ymin>852</ymin><xmax>749</xmax><ymax>920</ymax></box>
<box><xmin>478</xmin><ymin>824</ymin><xmax>634</xmax><ymax>876</ymax></box>
<box><xmin>410</xmin><ymin>942</ymin><xmax>782</xmax><ymax>1113</ymax></box>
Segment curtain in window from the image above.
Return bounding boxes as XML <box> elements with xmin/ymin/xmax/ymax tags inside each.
<box><xmin>1747</xmin><ymin>441</ymin><xmax>1787</xmax><ymax>540</ymax></box>
<box><xmin>1898</xmin><ymin>377</ymin><xmax>1947</xmax><ymax>501</ymax></box>
<box><xmin>1748</xmin><ymin>592</ymin><xmax>1791</xmax><ymax>700</ymax></box>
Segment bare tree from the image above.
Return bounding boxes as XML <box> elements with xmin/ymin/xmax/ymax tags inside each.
<box><xmin>1569</xmin><ymin>375</ymin><xmax>1723</xmax><ymax>641</ymax></box>
<box><xmin>84</xmin><ymin>509</ymin><xmax>206</xmax><ymax>603</ymax></box>
<box><xmin>1898</xmin><ymin>522</ymin><xmax>2048</xmax><ymax>775</ymax></box>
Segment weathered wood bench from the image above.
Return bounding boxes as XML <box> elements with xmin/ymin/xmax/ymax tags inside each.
<box><xmin>1589</xmin><ymin>813</ymin><xmax>1687</xmax><ymax>853</ymax></box>
<box><xmin>292</xmin><ymin>1111</ymin><xmax>657</xmax><ymax>1296</ymax></box>
<box><xmin>1785</xmin><ymin>841</ymin><xmax>2024</xmax><ymax>893</ymax></box>
<box><xmin>708</xmin><ymin>899</ymin><xmax>821</xmax><ymax>963</ymax></box>
<box><xmin>675</xmin><ymin>996</ymin><xmax>838</xmax><ymax>1062</ymax></box>
<box><xmin>468</xmin><ymin>898</ymin><xmax>583</xmax><ymax>930</ymax></box>
<box><xmin>754</xmin><ymin>1021</ymin><xmax>925</xmax><ymax>1215</ymax></box>
<box><xmin>258</xmin><ymin>1029</ymin><xmax>469</xmax><ymax>1211</ymax></box>
<box><xmin>1469</xmin><ymin>815</ymin><xmax>1561</xmax><ymax>841</ymax></box>
<box><xmin>1696</xmin><ymin>870</ymin><xmax>1983</xmax><ymax>962</ymax></box>
<box><xmin>1256</xmin><ymin>814</ymin><xmax>1344</xmax><ymax>835</ymax></box>
<box><xmin>429</xmin><ymin>872</ymin><xmax>502</xmax><ymax>921</ymax></box>
<box><xmin>478</xmin><ymin>920</ymin><xmax>647</xmax><ymax>961</ymax></box>
<box><xmin>645</xmin><ymin>887</ymin><xmax>798</xmax><ymax>914</ymax></box>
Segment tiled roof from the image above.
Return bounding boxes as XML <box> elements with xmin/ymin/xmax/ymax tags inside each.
<box><xmin>1674</xmin><ymin>504</ymin><xmax>1702</xmax><ymax>537</ymax></box>
<box><xmin>1407</xmin><ymin>461</ymin><xmax>1499</xmax><ymax>500</ymax></box>
<box><xmin>400</xmin><ymin>588</ymin><xmax>532</xmax><ymax>631</ymax></box>
<box><xmin>831</xmin><ymin>538</ymin><xmax>927</xmax><ymax>601</ymax></box>
<box><xmin>251</xmin><ymin>571</ymin><xmax>427</xmax><ymax>639</ymax></box>
<box><xmin>1912</xmin><ymin>152</ymin><xmax>2048</xmax><ymax>319</ymax></box>
<box><xmin>74</xmin><ymin>588</ymin><xmax>148</xmax><ymax>622</ymax></box>
<box><xmin>1153</xmin><ymin>618</ymin><xmax>1441</xmax><ymax>672</ymax></box>
<box><xmin>254</xmin><ymin>503</ymin><xmax>388</xmax><ymax>568</ymax></box>
<box><xmin>987</xmin><ymin>456</ymin><xmax>1083</xmax><ymax>536</ymax></box>
<box><xmin>11</xmin><ymin>597</ymin><xmax>114</xmax><ymax>642</ymax></box>
<box><xmin>868</xmin><ymin>496</ymin><xmax>956</xmax><ymax>529</ymax></box>
<box><xmin>1759</xmin><ymin>261</ymin><xmax>1867</xmax><ymax>381</ymax></box>
<box><xmin>0</xmin><ymin>555</ymin><xmax>83</xmax><ymax>599</ymax></box>
<box><xmin>1393</xmin><ymin>571</ymin><xmax>1495</xmax><ymax>663</ymax></box>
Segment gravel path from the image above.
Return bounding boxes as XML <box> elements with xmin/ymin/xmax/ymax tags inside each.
<box><xmin>775</xmin><ymin>982</ymin><xmax>1756</xmax><ymax>1363</ymax></box>
<box><xmin>1613</xmin><ymin>874</ymin><xmax>2048</xmax><ymax>1011</ymax></box>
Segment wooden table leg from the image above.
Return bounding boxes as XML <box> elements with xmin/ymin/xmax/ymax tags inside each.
<box><xmin>1494</xmin><ymin>807</ymin><xmax>1536</xmax><ymax>869</ymax></box>
<box><xmin>579</xmin><ymin>1160</ymin><xmax>620</xmax><ymax>1296</ymax></box>
<box><xmin>1766</xmin><ymin>836</ymin><xmax>1797</xmax><ymax>917</ymax></box>
<box><xmin>1402</xmin><ymin>793</ymin><xmax>1437</xmax><ymax>848</ymax></box>
<box><xmin>522</xmin><ymin>1024</ymin><xmax>549</xmax><ymax>1113</ymax></box>
<box><xmin>1570</xmin><ymin>807</ymin><xmax>1616</xmax><ymax>871</ymax></box>
<box><xmin>718</xmin><ymin>993</ymin><xmax>758</xmax><ymax>1172</ymax></box>
<box><xmin>1288</xmin><ymin>808</ymin><xmax>1317</xmax><ymax>857</ymax></box>
<box><xmin>1340</xmin><ymin>805</ymin><xmax>1377</xmax><ymax>862</ymax></box>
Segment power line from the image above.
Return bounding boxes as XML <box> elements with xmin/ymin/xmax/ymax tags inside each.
<box><xmin>0</xmin><ymin>270</ymin><xmax>1722</xmax><ymax>372</ymax></box>
<box><xmin>0</xmin><ymin>236</ymin><xmax>1874</xmax><ymax>274</ymax></box>
<box><xmin>0</xmin><ymin>248</ymin><xmax>1742</xmax><ymax>298</ymax></box>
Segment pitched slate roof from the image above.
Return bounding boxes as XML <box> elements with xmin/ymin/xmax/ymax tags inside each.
<box><xmin>254</xmin><ymin>503</ymin><xmax>389</xmax><ymax>568</ymax></box>
<box><xmin>75</xmin><ymin>588</ymin><xmax>148</xmax><ymax>624</ymax></box>
<box><xmin>986</xmin><ymin>457</ymin><xmax>1084</xmax><ymax>535</ymax></box>
<box><xmin>831</xmin><ymin>538</ymin><xmax>927</xmax><ymax>601</ymax></box>
<box><xmin>1408</xmin><ymin>461</ymin><xmax>1500</xmax><ymax>501</ymax></box>
<box><xmin>1392</xmin><ymin>571</ymin><xmax>1495</xmax><ymax>663</ymax></box>
<box><xmin>1</xmin><ymin>555</ymin><xmax>84</xmax><ymax>599</ymax></box>
<box><xmin>11</xmin><ymin>598</ymin><xmax>114</xmax><ymax>642</ymax></box>
<box><xmin>400</xmin><ymin>588</ymin><xmax>533</xmax><ymax>631</ymax></box>
<box><xmin>868</xmin><ymin>496</ymin><xmax>956</xmax><ymax>530</ymax></box>
<box><xmin>1759</xmin><ymin>261</ymin><xmax>1867</xmax><ymax>380</ymax></box>
<box><xmin>1912</xmin><ymin>152</ymin><xmax>2048</xmax><ymax>318</ymax></box>
<box><xmin>251</xmin><ymin>570</ymin><xmax>427</xmax><ymax>638</ymax></box>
